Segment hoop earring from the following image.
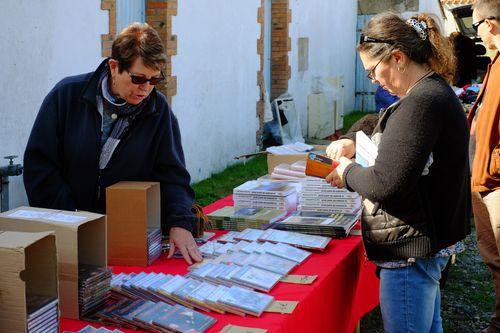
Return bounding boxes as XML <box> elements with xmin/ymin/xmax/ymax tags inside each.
<box><xmin>397</xmin><ymin>66</ymin><xmax>406</xmax><ymax>74</ymax></box>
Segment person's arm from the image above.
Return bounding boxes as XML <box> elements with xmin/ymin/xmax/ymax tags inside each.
<box><xmin>343</xmin><ymin>96</ymin><xmax>441</xmax><ymax>203</ymax></box>
<box><xmin>154</xmin><ymin>106</ymin><xmax>202</xmax><ymax>264</ymax></box>
<box><xmin>23</xmin><ymin>90</ymin><xmax>77</xmax><ymax>210</ymax></box>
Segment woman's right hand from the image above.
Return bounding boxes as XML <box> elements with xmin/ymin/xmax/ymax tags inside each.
<box><xmin>326</xmin><ymin>139</ymin><xmax>356</xmax><ymax>160</ymax></box>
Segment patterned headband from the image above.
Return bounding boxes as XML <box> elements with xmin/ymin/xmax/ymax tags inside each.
<box><xmin>406</xmin><ymin>18</ymin><xmax>428</xmax><ymax>40</ymax></box>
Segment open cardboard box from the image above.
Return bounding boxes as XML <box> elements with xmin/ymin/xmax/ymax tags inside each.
<box><xmin>267</xmin><ymin>144</ymin><xmax>327</xmax><ymax>174</ymax></box>
<box><xmin>106</xmin><ymin>181</ymin><xmax>161</xmax><ymax>266</ymax></box>
<box><xmin>0</xmin><ymin>230</ymin><xmax>58</xmax><ymax>332</ymax></box>
<box><xmin>0</xmin><ymin>207</ymin><xmax>106</xmax><ymax>320</ymax></box>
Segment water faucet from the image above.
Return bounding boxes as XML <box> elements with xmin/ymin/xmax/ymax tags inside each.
<box><xmin>1</xmin><ymin>155</ymin><xmax>23</xmax><ymax>212</ymax></box>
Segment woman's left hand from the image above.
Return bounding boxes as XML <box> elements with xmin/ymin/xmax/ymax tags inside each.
<box><xmin>168</xmin><ymin>227</ymin><xmax>203</xmax><ymax>265</ymax></box>
<box><xmin>325</xmin><ymin>156</ymin><xmax>353</xmax><ymax>188</ymax></box>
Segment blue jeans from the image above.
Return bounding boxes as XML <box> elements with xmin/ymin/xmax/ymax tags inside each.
<box><xmin>379</xmin><ymin>256</ymin><xmax>450</xmax><ymax>333</ymax></box>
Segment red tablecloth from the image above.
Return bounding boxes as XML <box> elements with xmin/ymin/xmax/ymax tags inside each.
<box><xmin>61</xmin><ymin>196</ymin><xmax>379</xmax><ymax>333</ymax></box>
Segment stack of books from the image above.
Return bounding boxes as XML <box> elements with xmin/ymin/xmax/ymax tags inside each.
<box><xmin>269</xmin><ymin>161</ymin><xmax>307</xmax><ymax>181</ymax></box>
<box><xmin>207</xmin><ymin>206</ymin><xmax>287</xmax><ymax>231</ymax></box>
<box><xmin>233</xmin><ymin>180</ymin><xmax>300</xmax><ymax>211</ymax></box>
<box><xmin>274</xmin><ymin>210</ymin><xmax>361</xmax><ymax>238</ymax></box>
<box><xmin>147</xmin><ymin>227</ymin><xmax>162</xmax><ymax>265</ymax></box>
<box><xmin>26</xmin><ymin>295</ymin><xmax>58</xmax><ymax>333</ymax></box>
<box><xmin>299</xmin><ymin>178</ymin><xmax>362</xmax><ymax>214</ymax></box>
<box><xmin>78</xmin><ymin>264</ymin><xmax>112</xmax><ymax>317</ymax></box>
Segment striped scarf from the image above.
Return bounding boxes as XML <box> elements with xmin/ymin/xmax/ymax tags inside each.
<box><xmin>97</xmin><ymin>67</ymin><xmax>150</xmax><ymax>169</ymax></box>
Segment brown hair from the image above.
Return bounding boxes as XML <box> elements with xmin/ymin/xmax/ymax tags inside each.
<box><xmin>111</xmin><ymin>22</ymin><xmax>167</xmax><ymax>72</ymax></box>
<box><xmin>357</xmin><ymin>12</ymin><xmax>456</xmax><ymax>82</ymax></box>
<box><xmin>473</xmin><ymin>0</ymin><xmax>500</xmax><ymax>19</ymax></box>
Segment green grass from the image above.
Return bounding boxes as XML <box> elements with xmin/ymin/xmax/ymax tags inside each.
<box><xmin>342</xmin><ymin>111</ymin><xmax>376</xmax><ymax>133</ymax></box>
<box><xmin>192</xmin><ymin>154</ymin><xmax>268</xmax><ymax>206</ymax></box>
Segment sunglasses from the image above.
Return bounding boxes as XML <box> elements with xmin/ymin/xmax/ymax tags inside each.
<box><xmin>359</xmin><ymin>33</ymin><xmax>395</xmax><ymax>45</ymax></box>
<box><xmin>472</xmin><ymin>17</ymin><xmax>496</xmax><ymax>32</ymax></box>
<box><xmin>127</xmin><ymin>71</ymin><xmax>165</xmax><ymax>85</ymax></box>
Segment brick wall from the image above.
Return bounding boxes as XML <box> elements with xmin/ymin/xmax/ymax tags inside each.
<box><xmin>146</xmin><ymin>0</ymin><xmax>177</xmax><ymax>103</ymax></box>
<box><xmin>101</xmin><ymin>0</ymin><xmax>117</xmax><ymax>58</ymax></box>
<box><xmin>271</xmin><ymin>0</ymin><xmax>291</xmax><ymax>100</ymax></box>
<box><xmin>100</xmin><ymin>0</ymin><xmax>177</xmax><ymax>104</ymax></box>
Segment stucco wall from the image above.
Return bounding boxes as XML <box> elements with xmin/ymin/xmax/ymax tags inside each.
<box><xmin>0</xmin><ymin>0</ymin><xmax>108</xmax><ymax>209</ymax></box>
<box><xmin>172</xmin><ymin>0</ymin><xmax>261</xmax><ymax>182</ymax></box>
<box><xmin>288</xmin><ymin>0</ymin><xmax>358</xmax><ymax>134</ymax></box>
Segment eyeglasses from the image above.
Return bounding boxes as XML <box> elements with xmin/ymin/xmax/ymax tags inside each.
<box><xmin>127</xmin><ymin>71</ymin><xmax>165</xmax><ymax>85</ymax></box>
<box><xmin>472</xmin><ymin>17</ymin><xmax>496</xmax><ymax>32</ymax></box>
<box><xmin>367</xmin><ymin>54</ymin><xmax>389</xmax><ymax>80</ymax></box>
<box><xmin>359</xmin><ymin>33</ymin><xmax>395</xmax><ymax>46</ymax></box>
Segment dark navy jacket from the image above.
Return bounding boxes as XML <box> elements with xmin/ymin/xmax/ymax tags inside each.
<box><xmin>23</xmin><ymin>59</ymin><xmax>196</xmax><ymax>233</ymax></box>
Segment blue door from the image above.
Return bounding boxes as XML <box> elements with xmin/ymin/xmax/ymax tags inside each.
<box><xmin>116</xmin><ymin>0</ymin><xmax>146</xmax><ymax>34</ymax></box>
<box><xmin>354</xmin><ymin>15</ymin><xmax>376</xmax><ymax>112</ymax></box>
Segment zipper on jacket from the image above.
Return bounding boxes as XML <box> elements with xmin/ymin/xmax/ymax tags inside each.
<box><xmin>97</xmin><ymin>169</ymin><xmax>102</xmax><ymax>201</ymax></box>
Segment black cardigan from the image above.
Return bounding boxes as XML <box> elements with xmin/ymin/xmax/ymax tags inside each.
<box><xmin>344</xmin><ymin>73</ymin><xmax>471</xmax><ymax>260</ymax></box>
<box><xmin>23</xmin><ymin>59</ymin><xmax>197</xmax><ymax>234</ymax></box>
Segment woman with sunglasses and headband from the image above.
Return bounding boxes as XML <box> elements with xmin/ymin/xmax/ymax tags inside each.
<box><xmin>326</xmin><ymin>13</ymin><xmax>471</xmax><ymax>332</ymax></box>
<box><xmin>23</xmin><ymin>23</ymin><xmax>203</xmax><ymax>265</ymax></box>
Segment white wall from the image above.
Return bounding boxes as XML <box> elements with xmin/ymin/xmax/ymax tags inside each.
<box><xmin>288</xmin><ymin>0</ymin><xmax>358</xmax><ymax>135</ymax></box>
<box><xmin>172</xmin><ymin>0</ymin><xmax>261</xmax><ymax>182</ymax></box>
<box><xmin>0</xmin><ymin>0</ymin><xmax>108</xmax><ymax>209</ymax></box>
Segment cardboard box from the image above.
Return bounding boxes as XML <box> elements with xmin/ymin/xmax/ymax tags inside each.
<box><xmin>0</xmin><ymin>207</ymin><xmax>106</xmax><ymax>320</ymax></box>
<box><xmin>0</xmin><ymin>230</ymin><xmax>57</xmax><ymax>332</ymax></box>
<box><xmin>106</xmin><ymin>181</ymin><xmax>161</xmax><ymax>266</ymax></box>
<box><xmin>267</xmin><ymin>145</ymin><xmax>328</xmax><ymax>174</ymax></box>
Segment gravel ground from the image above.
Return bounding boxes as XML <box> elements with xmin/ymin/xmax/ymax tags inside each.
<box><xmin>361</xmin><ymin>229</ymin><xmax>495</xmax><ymax>332</ymax></box>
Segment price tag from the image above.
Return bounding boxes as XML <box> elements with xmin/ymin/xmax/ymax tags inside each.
<box><xmin>265</xmin><ymin>300</ymin><xmax>299</xmax><ymax>314</ymax></box>
<box><xmin>280</xmin><ymin>274</ymin><xmax>317</xmax><ymax>284</ymax></box>
<box><xmin>219</xmin><ymin>324</ymin><xmax>268</xmax><ymax>333</ymax></box>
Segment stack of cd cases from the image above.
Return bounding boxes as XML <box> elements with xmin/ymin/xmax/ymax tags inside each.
<box><xmin>26</xmin><ymin>295</ymin><xmax>58</xmax><ymax>333</ymax></box>
<box><xmin>147</xmin><ymin>228</ymin><xmax>162</xmax><ymax>265</ymax></box>
<box><xmin>274</xmin><ymin>210</ymin><xmax>362</xmax><ymax>238</ymax></box>
<box><xmin>207</xmin><ymin>206</ymin><xmax>287</xmax><ymax>231</ymax></box>
<box><xmin>233</xmin><ymin>180</ymin><xmax>300</xmax><ymax>211</ymax></box>
<box><xmin>78</xmin><ymin>264</ymin><xmax>112</xmax><ymax>317</ymax></box>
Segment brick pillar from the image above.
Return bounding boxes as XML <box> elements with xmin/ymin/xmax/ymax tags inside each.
<box><xmin>146</xmin><ymin>0</ymin><xmax>178</xmax><ymax>104</ymax></box>
<box><xmin>101</xmin><ymin>0</ymin><xmax>117</xmax><ymax>58</ymax></box>
<box><xmin>271</xmin><ymin>0</ymin><xmax>291</xmax><ymax>100</ymax></box>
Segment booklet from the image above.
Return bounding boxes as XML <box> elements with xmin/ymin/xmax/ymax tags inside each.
<box><xmin>153</xmin><ymin>304</ymin><xmax>216</xmax><ymax>333</ymax></box>
<box><xmin>231</xmin><ymin>265</ymin><xmax>282</xmax><ymax>292</ymax></box>
<box><xmin>355</xmin><ymin>130</ymin><xmax>378</xmax><ymax>167</ymax></box>
<box><xmin>218</xmin><ymin>285</ymin><xmax>274</xmax><ymax>317</ymax></box>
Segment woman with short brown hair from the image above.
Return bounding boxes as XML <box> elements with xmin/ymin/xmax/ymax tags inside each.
<box><xmin>24</xmin><ymin>23</ymin><xmax>203</xmax><ymax>265</ymax></box>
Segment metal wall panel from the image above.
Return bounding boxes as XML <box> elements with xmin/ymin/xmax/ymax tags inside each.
<box><xmin>116</xmin><ymin>0</ymin><xmax>146</xmax><ymax>34</ymax></box>
<box><xmin>354</xmin><ymin>14</ymin><xmax>377</xmax><ymax>112</ymax></box>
